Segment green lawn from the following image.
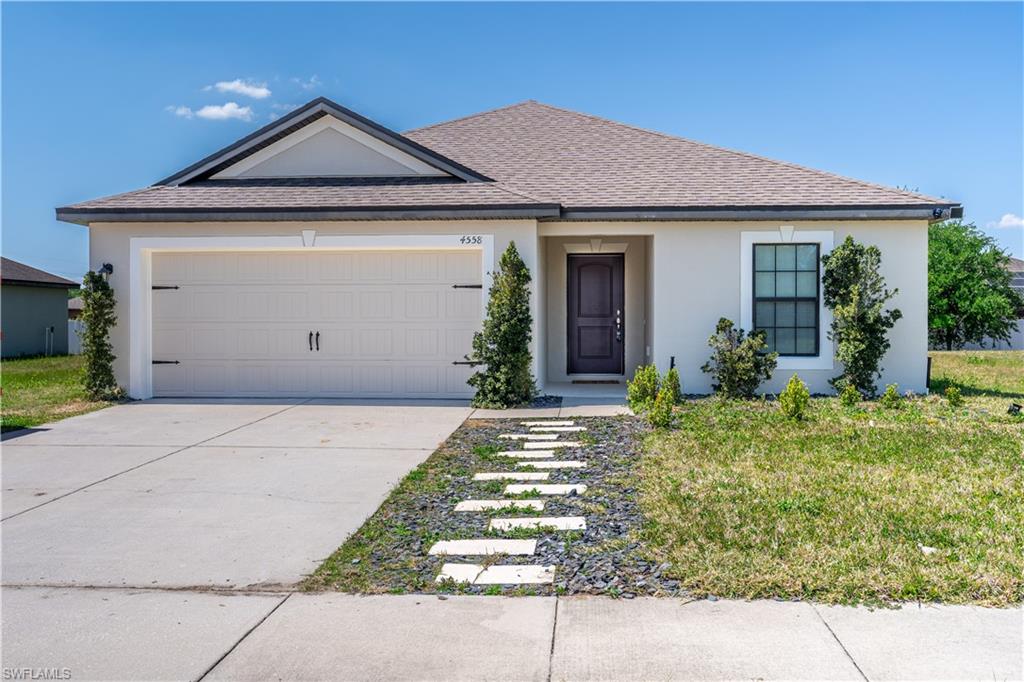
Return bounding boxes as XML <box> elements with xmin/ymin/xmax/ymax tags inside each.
<box><xmin>641</xmin><ymin>351</ymin><xmax>1023</xmax><ymax>606</ymax></box>
<box><xmin>0</xmin><ymin>355</ymin><xmax>114</xmax><ymax>432</ymax></box>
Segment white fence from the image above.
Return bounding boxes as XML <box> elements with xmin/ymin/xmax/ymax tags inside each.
<box><xmin>68</xmin><ymin>320</ymin><xmax>85</xmax><ymax>354</ymax></box>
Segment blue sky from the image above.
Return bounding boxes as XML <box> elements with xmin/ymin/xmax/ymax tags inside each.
<box><xmin>2</xmin><ymin>1</ymin><xmax>1021</xmax><ymax>280</ymax></box>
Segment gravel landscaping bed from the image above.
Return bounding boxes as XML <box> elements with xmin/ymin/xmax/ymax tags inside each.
<box><xmin>305</xmin><ymin>415</ymin><xmax>686</xmax><ymax>597</ymax></box>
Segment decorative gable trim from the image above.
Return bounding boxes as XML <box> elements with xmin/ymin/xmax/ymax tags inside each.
<box><xmin>156</xmin><ymin>97</ymin><xmax>492</xmax><ymax>186</ymax></box>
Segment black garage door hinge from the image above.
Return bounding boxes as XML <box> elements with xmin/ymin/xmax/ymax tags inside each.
<box><xmin>152</xmin><ymin>360</ymin><xmax>180</xmax><ymax>365</ymax></box>
<box><xmin>451</xmin><ymin>284</ymin><xmax>482</xmax><ymax>289</ymax></box>
<box><xmin>152</xmin><ymin>285</ymin><xmax>179</xmax><ymax>290</ymax></box>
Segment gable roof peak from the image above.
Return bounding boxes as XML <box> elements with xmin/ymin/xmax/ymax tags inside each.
<box><xmin>157</xmin><ymin>96</ymin><xmax>492</xmax><ymax>186</ymax></box>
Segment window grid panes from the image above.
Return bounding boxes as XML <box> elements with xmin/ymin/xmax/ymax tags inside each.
<box><xmin>753</xmin><ymin>243</ymin><xmax>819</xmax><ymax>356</ymax></box>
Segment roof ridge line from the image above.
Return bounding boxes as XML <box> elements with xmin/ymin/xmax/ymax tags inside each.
<box><xmin>527</xmin><ymin>101</ymin><xmax>948</xmax><ymax>205</ymax></box>
<box><xmin>404</xmin><ymin>100</ymin><xmax>538</xmax><ymax>135</ymax></box>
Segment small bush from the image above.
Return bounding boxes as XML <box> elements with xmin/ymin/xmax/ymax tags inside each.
<box><xmin>662</xmin><ymin>367</ymin><xmax>683</xmax><ymax>405</ymax></box>
<box><xmin>701</xmin><ymin>318</ymin><xmax>778</xmax><ymax>399</ymax></box>
<box><xmin>879</xmin><ymin>383</ymin><xmax>903</xmax><ymax>409</ymax></box>
<box><xmin>627</xmin><ymin>364</ymin><xmax>660</xmax><ymax>413</ymax></box>
<box><xmin>779</xmin><ymin>374</ymin><xmax>811</xmax><ymax>421</ymax></box>
<box><xmin>647</xmin><ymin>385</ymin><xmax>675</xmax><ymax>428</ymax></box>
<box><xmin>839</xmin><ymin>383</ymin><xmax>861</xmax><ymax>408</ymax></box>
<box><xmin>943</xmin><ymin>386</ymin><xmax>964</xmax><ymax>408</ymax></box>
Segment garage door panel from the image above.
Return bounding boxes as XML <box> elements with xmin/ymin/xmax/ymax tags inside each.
<box><xmin>151</xmin><ymin>250</ymin><xmax>481</xmax><ymax>398</ymax></box>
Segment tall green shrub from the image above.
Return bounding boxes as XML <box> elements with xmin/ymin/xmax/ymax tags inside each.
<box><xmin>626</xmin><ymin>364</ymin><xmax>660</xmax><ymax>413</ymax></box>
<box><xmin>467</xmin><ymin>242</ymin><xmax>536</xmax><ymax>408</ymax></box>
<box><xmin>80</xmin><ymin>270</ymin><xmax>119</xmax><ymax>399</ymax></box>
<box><xmin>822</xmin><ymin>236</ymin><xmax>902</xmax><ymax>397</ymax></box>
<box><xmin>647</xmin><ymin>385</ymin><xmax>675</xmax><ymax>428</ymax></box>
<box><xmin>700</xmin><ymin>318</ymin><xmax>778</xmax><ymax>398</ymax></box>
<box><xmin>662</xmin><ymin>366</ymin><xmax>683</xmax><ymax>405</ymax></box>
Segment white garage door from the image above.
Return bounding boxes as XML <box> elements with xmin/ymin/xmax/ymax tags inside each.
<box><xmin>151</xmin><ymin>250</ymin><xmax>482</xmax><ymax>398</ymax></box>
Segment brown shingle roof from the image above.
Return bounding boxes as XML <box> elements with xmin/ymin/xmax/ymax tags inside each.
<box><xmin>57</xmin><ymin>98</ymin><xmax>958</xmax><ymax>223</ymax></box>
<box><xmin>0</xmin><ymin>257</ymin><xmax>78</xmax><ymax>288</ymax></box>
<box><xmin>65</xmin><ymin>178</ymin><xmax>553</xmax><ymax>212</ymax></box>
<box><xmin>405</xmin><ymin>101</ymin><xmax>949</xmax><ymax>209</ymax></box>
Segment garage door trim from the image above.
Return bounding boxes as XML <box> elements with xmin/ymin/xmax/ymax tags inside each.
<box><xmin>128</xmin><ymin>233</ymin><xmax>493</xmax><ymax>399</ymax></box>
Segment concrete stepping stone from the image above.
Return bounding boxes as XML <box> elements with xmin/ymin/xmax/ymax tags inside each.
<box><xmin>523</xmin><ymin>441</ymin><xmax>581</xmax><ymax>449</ymax></box>
<box><xmin>505</xmin><ymin>483</ymin><xmax>587</xmax><ymax>496</ymax></box>
<box><xmin>520</xmin><ymin>421</ymin><xmax>575</xmax><ymax>426</ymax></box>
<box><xmin>489</xmin><ymin>516</ymin><xmax>587</xmax><ymax>531</ymax></box>
<box><xmin>517</xmin><ymin>460</ymin><xmax>586</xmax><ymax>469</ymax></box>
<box><xmin>500</xmin><ymin>450</ymin><xmax>555</xmax><ymax>459</ymax></box>
<box><xmin>428</xmin><ymin>539</ymin><xmax>536</xmax><ymax>556</ymax></box>
<box><xmin>498</xmin><ymin>433</ymin><xmax>558</xmax><ymax>440</ymax></box>
<box><xmin>529</xmin><ymin>426</ymin><xmax>587</xmax><ymax>432</ymax></box>
<box><xmin>436</xmin><ymin>563</ymin><xmax>555</xmax><ymax>585</ymax></box>
<box><xmin>454</xmin><ymin>499</ymin><xmax>545</xmax><ymax>512</ymax></box>
<box><xmin>473</xmin><ymin>472</ymin><xmax>549</xmax><ymax>481</ymax></box>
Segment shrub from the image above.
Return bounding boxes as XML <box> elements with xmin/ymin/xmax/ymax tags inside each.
<box><xmin>879</xmin><ymin>383</ymin><xmax>903</xmax><ymax>409</ymax></box>
<box><xmin>944</xmin><ymin>386</ymin><xmax>964</xmax><ymax>408</ymax></box>
<box><xmin>662</xmin><ymin>367</ymin><xmax>683</xmax><ymax>405</ymax></box>
<box><xmin>467</xmin><ymin>242</ymin><xmax>536</xmax><ymax>408</ymax></box>
<box><xmin>839</xmin><ymin>383</ymin><xmax>861</xmax><ymax>408</ymax></box>
<box><xmin>700</xmin><ymin>318</ymin><xmax>778</xmax><ymax>398</ymax></box>
<box><xmin>627</xmin><ymin>364</ymin><xmax>660</xmax><ymax>413</ymax></box>
<box><xmin>80</xmin><ymin>270</ymin><xmax>119</xmax><ymax>400</ymax></box>
<box><xmin>647</xmin><ymin>385</ymin><xmax>675</xmax><ymax>428</ymax></box>
<box><xmin>779</xmin><ymin>374</ymin><xmax>810</xmax><ymax>421</ymax></box>
<box><xmin>822</xmin><ymin>236</ymin><xmax>902</xmax><ymax>397</ymax></box>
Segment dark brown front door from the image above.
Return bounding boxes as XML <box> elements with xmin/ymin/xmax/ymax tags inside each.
<box><xmin>567</xmin><ymin>254</ymin><xmax>625</xmax><ymax>374</ymax></box>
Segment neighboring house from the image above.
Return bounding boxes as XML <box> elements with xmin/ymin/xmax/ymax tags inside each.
<box><xmin>57</xmin><ymin>98</ymin><xmax>962</xmax><ymax>399</ymax></box>
<box><xmin>67</xmin><ymin>297</ymin><xmax>85</xmax><ymax>355</ymax></box>
<box><xmin>961</xmin><ymin>256</ymin><xmax>1024</xmax><ymax>350</ymax></box>
<box><xmin>1</xmin><ymin>257</ymin><xmax>79</xmax><ymax>358</ymax></box>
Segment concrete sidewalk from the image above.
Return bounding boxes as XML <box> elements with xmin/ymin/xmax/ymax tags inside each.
<box><xmin>5</xmin><ymin>591</ymin><xmax>1018</xmax><ymax>681</ymax></box>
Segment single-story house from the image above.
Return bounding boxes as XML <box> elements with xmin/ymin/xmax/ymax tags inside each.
<box><xmin>1</xmin><ymin>257</ymin><xmax>79</xmax><ymax>358</ymax></box>
<box><xmin>57</xmin><ymin>97</ymin><xmax>961</xmax><ymax>399</ymax></box>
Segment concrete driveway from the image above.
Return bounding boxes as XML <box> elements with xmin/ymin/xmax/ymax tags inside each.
<box><xmin>2</xmin><ymin>398</ymin><xmax>471</xmax><ymax>588</ymax></box>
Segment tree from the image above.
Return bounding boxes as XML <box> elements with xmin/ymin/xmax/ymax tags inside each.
<box><xmin>466</xmin><ymin>241</ymin><xmax>536</xmax><ymax>408</ymax></box>
<box><xmin>80</xmin><ymin>270</ymin><xmax>119</xmax><ymax>399</ymax></box>
<box><xmin>928</xmin><ymin>221</ymin><xmax>1023</xmax><ymax>350</ymax></box>
<box><xmin>822</xmin><ymin>236</ymin><xmax>902</xmax><ymax>396</ymax></box>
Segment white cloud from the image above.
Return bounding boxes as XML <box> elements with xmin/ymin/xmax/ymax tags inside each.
<box><xmin>991</xmin><ymin>213</ymin><xmax>1024</xmax><ymax>230</ymax></box>
<box><xmin>205</xmin><ymin>79</ymin><xmax>271</xmax><ymax>99</ymax></box>
<box><xmin>195</xmin><ymin>102</ymin><xmax>254</xmax><ymax>121</ymax></box>
<box><xmin>166</xmin><ymin>105</ymin><xmax>194</xmax><ymax>119</ymax></box>
<box><xmin>291</xmin><ymin>75</ymin><xmax>321</xmax><ymax>90</ymax></box>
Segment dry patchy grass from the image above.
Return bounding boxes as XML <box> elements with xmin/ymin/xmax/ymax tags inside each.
<box><xmin>641</xmin><ymin>359</ymin><xmax>1023</xmax><ymax>606</ymax></box>
<box><xmin>1</xmin><ymin>355</ymin><xmax>114</xmax><ymax>432</ymax></box>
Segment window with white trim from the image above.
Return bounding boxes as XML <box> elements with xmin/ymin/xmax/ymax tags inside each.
<box><xmin>753</xmin><ymin>243</ymin><xmax>820</xmax><ymax>356</ymax></box>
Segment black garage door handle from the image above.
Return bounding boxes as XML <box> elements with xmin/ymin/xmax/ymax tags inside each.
<box><xmin>315</xmin><ymin>331</ymin><xmax>320</xmax><ymax>351</ymax></box>
<box><xmin>308</xmin><ymin>331</ymin><xmax>313</xmax><ymax>351</ymax></box>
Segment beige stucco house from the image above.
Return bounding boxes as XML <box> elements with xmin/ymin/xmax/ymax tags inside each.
<box><xmin>58</xmin><ymin>98</ymin><xmax>961</xmax><ymax>399</ymax></box>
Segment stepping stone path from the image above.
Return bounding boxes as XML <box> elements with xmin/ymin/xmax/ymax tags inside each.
<box><xmin>433</xmin><ymin>419</ymin><xmax>592</xmax><ymax>587</ymax></box>
<box><xmin>472</xmin><ymin>472</ymin><xmax>549</xmax><ymax>481</ymax></box>
<box><xmin>454</xmin><ymin>499</ymin><xmax>544</xmax><ymax>512</ymax></box>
